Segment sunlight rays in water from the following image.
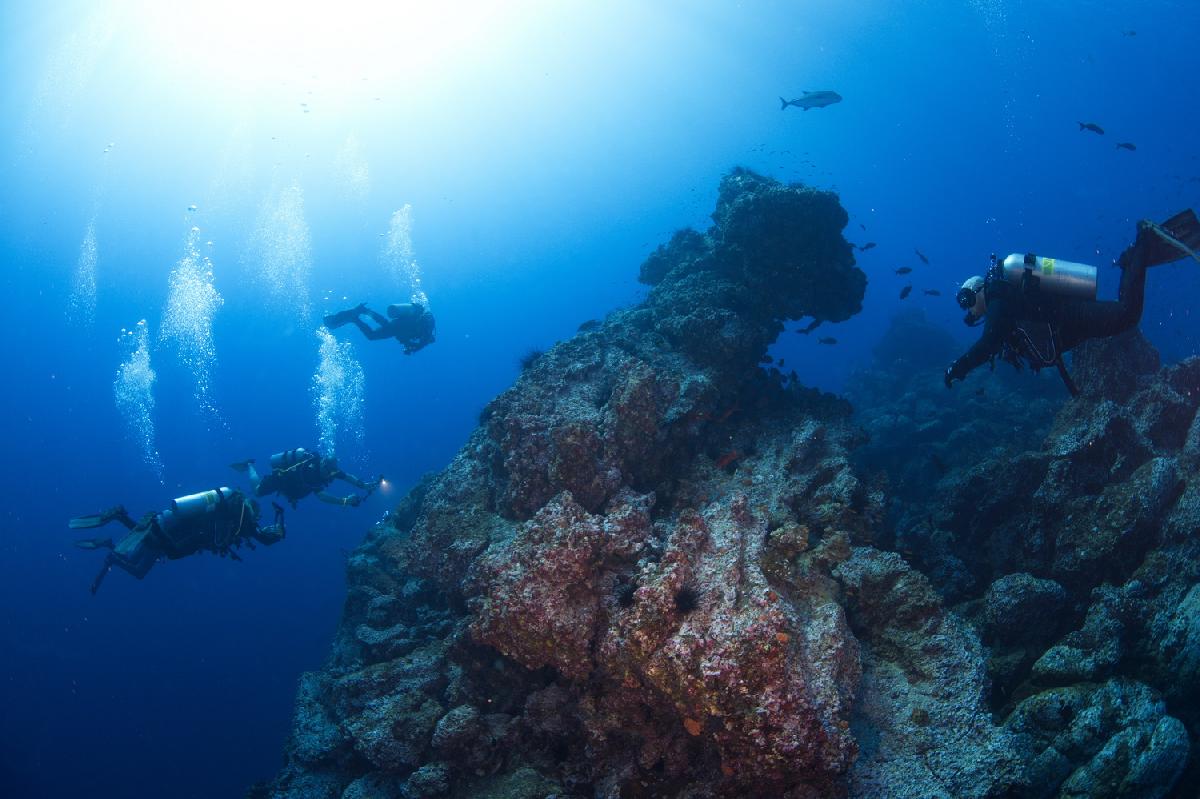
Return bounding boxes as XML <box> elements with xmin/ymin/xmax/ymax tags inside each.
<box><xmin>113</xmin><ymin>320</ymin><xmax>163</xmax><ymax>482</ymax></box>
<box><xmin>312</xmin><ymin>327</ymin><xmax>365</xmax><ymax>459</ymax></box>
<box><xmin>160</xmin><ymin>225</ymin><xmax>224</xmax><ymax>422</ymax></box>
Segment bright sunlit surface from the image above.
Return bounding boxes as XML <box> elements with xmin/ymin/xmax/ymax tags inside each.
<box><xmin>132</xmin><ymin>1</ymin><xmax>527</xmax><ymax>89</ymax></box>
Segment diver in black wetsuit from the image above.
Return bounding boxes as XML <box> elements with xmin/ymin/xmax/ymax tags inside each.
<box><xmin>71</xmin><ymin>488</ymin><xmax>285</xmax><ymax>594</ymax></box>
<box><xmin>945</xmin><ymin>210</ymin><xmax>1200</xmax><ymax>395</ymax></box>
<box><xmin>230</xmin><ymin>447</ymin><xmax>379</xmax><ymax>508</ymax></box>
<box><xmin>324</xmin><ymin>302</ymin><xmax>436</xmax><ymax>354</ymax></box>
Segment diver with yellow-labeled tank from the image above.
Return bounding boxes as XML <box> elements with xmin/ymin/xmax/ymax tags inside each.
<box><xmin>71</xmin><ymin>488</ymin><xmax>286</xmax><ymax>594</ymax></box>
<box><xmin>945</xmin><ymin>209</ymin><xmax>1200</xmax><ymax>395</ymax></box>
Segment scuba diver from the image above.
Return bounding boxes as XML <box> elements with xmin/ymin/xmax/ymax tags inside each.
<box><xmin>230</xmin><ymin>447</ymin><xmax>380</xmax><ymax>508</ymax></box>
<box><xmin>945</xmin><ymin>209</ymin><xmax>1200</xmax><ymax>395</ymax></box>
<box><xmin>71</xmin><ymin>488</ymin><xmax>285</xmax><ymax>594</ymax></box>
<box><xmin>324</xmin><ymin>301</ymin><xmax>436</xmax><ymax>354</ymax></box>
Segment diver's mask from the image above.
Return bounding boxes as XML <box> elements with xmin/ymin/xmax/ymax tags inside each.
<box><xmin>957</xmin><ymin>274</ymin><xmax>987</xmax><ymax>326</ymax></box>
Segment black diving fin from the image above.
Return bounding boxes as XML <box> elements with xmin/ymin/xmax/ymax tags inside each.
<box><xmin>73</xmin><ymin>537</ymin><xmax>113</xmax><ymax>550</ymax></box>
<box><xmin>1141</xmin><ymin>208</ymin><xmax>1200</xmax><ymax>267</ymax></box>
<box><xmin>69</xmin><ymin>515</ymin><xmax>108</xmax><ymax>530</ymax></box>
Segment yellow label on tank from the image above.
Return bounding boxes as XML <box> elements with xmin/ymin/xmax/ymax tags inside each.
<box><xmin>1040</xmin><ymin>257</ymin><xmax>1055</xmax><ymax>274</ymax></box>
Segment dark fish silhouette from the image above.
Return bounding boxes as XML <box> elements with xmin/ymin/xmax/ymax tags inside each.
<box><xmin>859</xmin><ymin>242</ymin><xmax>877</xmax><ymax>251</ymax></box>
<box><xmin>914</xmin><ymin>248</ymin><xmax>929</xmax><ymax>264</ymax></box>
<box><xmin>859</xmin><ymin>223</ymin><xmax>867</xmax><ymax>231</ymax></box>
<box><xmin>899</xmin><ymin>285</ymin><xmax>912</xmax><ymax>299</ymax></box>
<box><xmin>1079</xmin><ymin>122</ymin><xmax>1105</xmax><ymax>135</ymax></box>
<box><xmin>923</xmin><ymin>289</ymin><xmax>941</xmax><ymax>296</ymax></box>
<box><xmin>1116</xmin><ymin>142</ymin><xmax>1136</xmax><ymax>151</ymax></box>
<box><xmin>780</xmin><ymin>91</ymin><xmax>843</xmax><ymax>111</ymax></box>
<box><xmin>817</xmin><ymin>337</ymin><xmax>838</xmax><ymax>345</ymax></box>
<box><xmin>1122</xmin><ymin>30</ymin><xmax>1136</xmax><ymax>37</ymax></box>
<box><xmin>777</xmin><ymin>358</ymin><xmax>785</xmax><ymax>367</ymax></box>
<box><xmin>895</xmin><ymin>267</ymin><xmax>912</xmax><ymax>275</ymax></box>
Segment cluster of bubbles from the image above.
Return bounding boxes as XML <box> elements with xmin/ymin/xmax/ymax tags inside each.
<box><xmin>312</xmin><ymin>327</ymin><xmax>365</xmax><ymax>459</ymax></box>
<box><xmin>68</xmin><ymin>220</ymin><xmax>98</xmax><ymax>325</ymax></box>
<box><xmin>382</xmin><ymin>204</ymin><xmax>429</xmax><ymax>308</ymax></box>
<box><xmin>113</xmin><ymin>320</ymin><xmax>163</xmax><ymax>482</ymax></box>
<box><xmin>160</xmin><ymin>225</ymin><xmax>224</xmax><ymax>419</ymax></box>
<box><xmin>253</xmin><ymin>184</ymin><xmax>312</xmax><ymax>320</ymax></box>
<box><xmin>335</xmin><ymin>134</ymin><xmax>371</xmax><ymax>200</ymax></box>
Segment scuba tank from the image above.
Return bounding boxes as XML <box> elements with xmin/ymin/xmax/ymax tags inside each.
<box><xmin>172</xmin><ymin>487</ymin><xmax>229</xmax><ymax>518</ymax></box>
<box><xmin>1001</xmin><ymin>253</ymin><xmax>1097</xmax><ymax>301</ymax></box>
<box><xmin>158</xmin><ymin>488</ymin><xmax>236</xmax><ymax>557</ymax></box>
<box><xmin>270</xmin><ymin>448</ymin><xmax>311</xmax><ymax>471</ymax></box>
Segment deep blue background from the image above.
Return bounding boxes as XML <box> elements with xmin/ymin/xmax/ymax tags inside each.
<box><xmin>2</xmin><ymin>2</ymin><xmax>1198</xmax><ymax>797</ymax></box>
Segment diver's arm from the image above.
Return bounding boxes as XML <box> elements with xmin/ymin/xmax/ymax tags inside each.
<box><xmin>252</xmin><ymin>502</ymin><xmax>286</xmax><ymax>545</ymax></box>
<box><xmin>317</xmin><ymin>491</ymin><xmax>363</xmax><ymax>507</ymax></box>
<box><xmin>333</xmin><ymin>469</ymin><xmax>376</xmax><ymax>492</ymax></box>
<box><xmin>948</xmin><ymin>298</ymin><xmax>1013</xmax><ymax>383</ymax></box>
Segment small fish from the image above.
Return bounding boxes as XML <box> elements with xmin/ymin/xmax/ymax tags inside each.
<box><xmin>759</xmin><ymin>354</ymin><xmax>774</xmax><ymax>364</ymax></box>
<box><xmin>895</xmin><ymin>266</ymin><xmax>912</xmax><ymax>275</ymax></box>
<box><xmin>859</xmin><ymin>242</ymin><xmax>877</xmax><ymax>251</ymax></box>
<box><xmin>859</xmin><ymin>223</ymin><xmax>867</xmax><ymax>231</ymax></box>
<box><xmin>780</xmin><ymin>90</ymin><xmax>843</xmax><ymax>111</ymax></box>
<box><xmin>777</xmin><ymin>358</ymin><xmax>785</xmax><ymax>367</ymax></box>
<box><xmin>899</xmin><ymin>285</ymin><xmax>912</xmax><ymax>299</ymax></box>
<box><xmin>1116</xmin><ymin>142</ymin><xmax>1136</xmax><ymax>151</ymax></box>
<box><xmin>914</xmin><ymin>248</ymin><xmax>929</xmax><ymax>264</ymax></box>
<box><xmin>1122</xmin><ymin>30</ymin><xmax>1136</xmax><ymax>37</ymax></box>
<box><xmin>923</xmin><ymin>289</ymin><xmax>941</xmax><ymax>296</ymax></box>
<box><xmin>1078</xmin><ymin>121</ymin><xmax>1105</xmax><ymax>135</ymax></box>
<box><xmin>818</xmin><ymin>336</ymin><xmax>837</xmax><ymax>345</ymax></box>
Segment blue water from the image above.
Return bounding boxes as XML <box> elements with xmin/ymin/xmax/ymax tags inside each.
<box><xmin>1</xmin><ymin>2</ymin><xmax>1197</xmax><ymax>797</ymax></box>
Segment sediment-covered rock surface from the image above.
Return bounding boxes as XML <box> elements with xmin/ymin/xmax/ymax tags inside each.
<box><xmin>258</xmin><ymin>171</ymin><xmax>1198</xmax><ymax>799</ymax></box>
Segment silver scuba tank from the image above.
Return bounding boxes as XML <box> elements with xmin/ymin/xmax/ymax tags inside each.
<box><xmin>172</xmin><ymin>487</ymin><xmax>229</xmax><ymax>519</ymax></box>
<box><xmin>270</xmin><ymin>448</ymin><xmax>309</xmax><ymax>470</ymax></box>
<box><xmin>1001</xmin><ymin>253</ymin><xmax>1097</xmax><ymax>301</ymax></box>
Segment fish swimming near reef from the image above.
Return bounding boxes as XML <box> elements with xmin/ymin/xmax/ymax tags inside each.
<box><xmin>899</xmin><ymin>285</ymin><xmax>912</xmax><ymax>299</ymax></box>
<box><xmin>923</xmin><ymin>289</ymin><xmax>941</xmax><ymax>296</ymax></box>
<box><xmin>859</xmin><ymin>242</ymin><xmax>877</xmax><ymax>251</ymax></box>
<box><xmin>817</xmin><ymin>336</ymin><xmax>837</xmax><ymax>345</ymax></box>
<box><xmin>1116</xmin><ymin>142</ymin><xmax>1137</xmax><ymax>151</ymax></box>
<box><xmin>1079</xmin><ymin>121</ymin><xmax>1105</xmax><ymax>135</ymax></box>
<box><xmin>914</xmin><ymin>248</ymin><xmax>930</xmax><ymax>264</ymax></box>
<box><xmin>895</xmin><ymin>266</ymin><xmax>912</xmax><ymax>275</ymax></box>
<box><xmin>780</xmin><ymin>91</ymin><xmax>843</xmax><ymax>111</ymax></box>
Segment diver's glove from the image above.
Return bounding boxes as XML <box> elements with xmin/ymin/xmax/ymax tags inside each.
<box><xmin>944</xmin><ymin>364</ymin><xmax>962</xmax><ymax>389</ymax></box>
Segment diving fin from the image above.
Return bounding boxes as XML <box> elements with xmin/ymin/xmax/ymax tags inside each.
<box><xmin>1141</xmin><ymin>209</ymin><xmax>1200</xmax><ymax>267</ymax></box>
<box><xmin>229</xmin><ymin>459</ymin><xmax>255</xmax><ymax>473</ymax></box>
<box><xmin>70</xmin><ymin>515</ymin><xmax>107</xmax><ymax>530</ymax></box>
<box><xmin>74</xmin><ymin>537</ymin><xmax>113</xmax><ymax>550</ymax></box>
<box><xmin>323</xmin><ymin>303</ymin><xmax>368</xmax><ymax>330</ymax></box>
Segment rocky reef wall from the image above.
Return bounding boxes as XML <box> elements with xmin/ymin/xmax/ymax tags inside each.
<box><xmin>257</xmin><ymin>170</ymin><xmax>1198</xmax><ymax>799</ymax></box>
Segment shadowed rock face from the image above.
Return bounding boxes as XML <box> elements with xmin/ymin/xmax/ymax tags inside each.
<box><xmin>259</xmin><ymin>173</ymin><xmax>1196</xmax><ymax>799</ymax></box>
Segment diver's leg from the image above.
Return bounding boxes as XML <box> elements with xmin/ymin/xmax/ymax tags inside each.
<box><xmin>363</xmin><ymin>308</ymin><xmax>389</xmax><ymax>325</ymax></box>
<box><xmin>351</xmin><ymin>318</ymin><xmax>391</xmax><ymax>341</ymax></box>
<box><xmin>1058</xmin><ymin>260</ymin><xmax>1148</xmax><ymax>351</ymax></box>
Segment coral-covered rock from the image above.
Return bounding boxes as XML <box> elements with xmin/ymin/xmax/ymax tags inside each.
<box><xmin>836</xmin><ymin>548</ymin><xmax>1024</xmax><ymax>798</ymax></box>
<box><xmin>1007</xmin><ymin>679</ymin><xmax>1188</xmax><ymax>799</ymax></box>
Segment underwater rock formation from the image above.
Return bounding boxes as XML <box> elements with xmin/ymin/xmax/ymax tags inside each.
<box><xmin>261</xmin><ymin>173</ymin><xmax>1197</xmax><ymax>799</ymax></box>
